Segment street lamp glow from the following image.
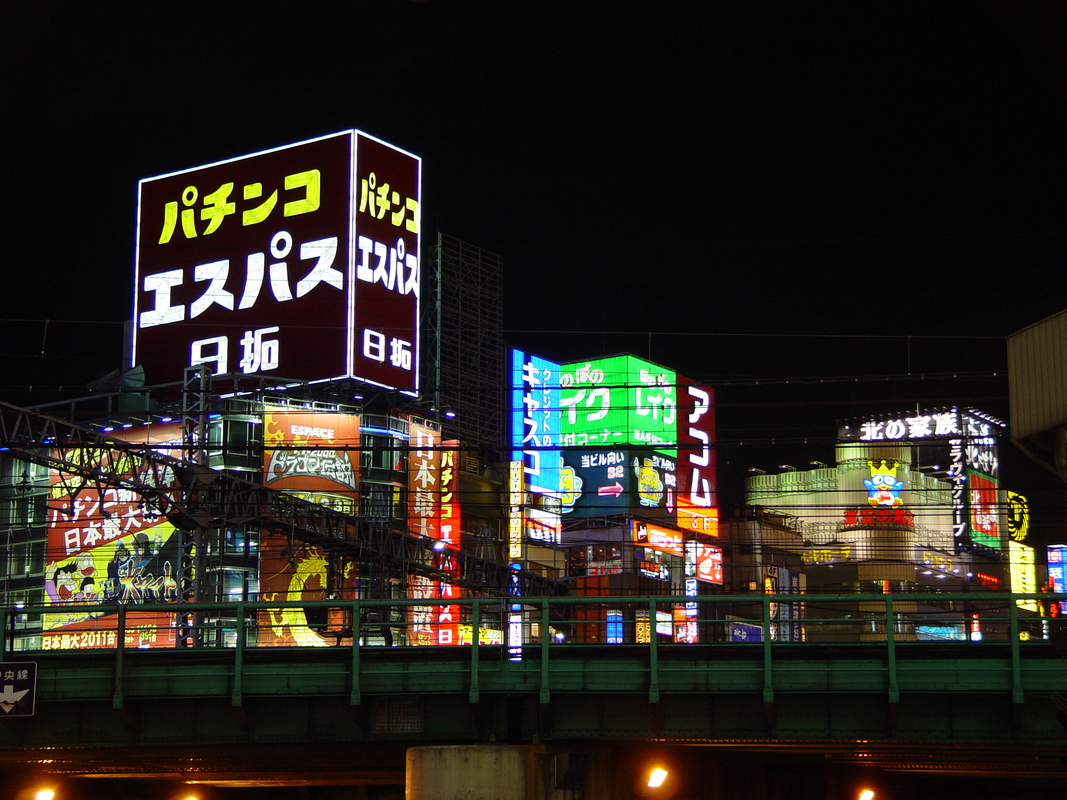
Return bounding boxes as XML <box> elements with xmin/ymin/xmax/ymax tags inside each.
<box><xmin>648</xmin><ymin>768</ymin><xmax>669</xmax><ymax>788</ymax></box>
<box><xmin>859</xmin><ymin>790</ymin><xmax>875</xmax><ymax>800</ymax></box>
<box><xmin>35</xmin><ymin>791</ymin><xmax>56</xmax><ymax>800</ymax></box>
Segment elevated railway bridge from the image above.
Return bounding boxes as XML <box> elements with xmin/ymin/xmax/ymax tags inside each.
<box><xmin>1</xmin><ymin>593</ymin><xmax>1065</xmax><ymax>798</ymax></box>
<box><xmin>1</xmin><ymin>402</ymin><xmax>1065</xmax><ymax>796</ymax></box>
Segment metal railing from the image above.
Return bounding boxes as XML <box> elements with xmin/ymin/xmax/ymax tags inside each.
<box><xmin>4</xmin><ymin>593</ymin><xmax>1063</xmax><ymax>708</ymax></box>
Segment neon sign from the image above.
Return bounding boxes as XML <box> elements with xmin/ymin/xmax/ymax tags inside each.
<box><xmin>134</xmin><ymin>130</ymin><xmax>421</xmax><ymax>393</ymax></box>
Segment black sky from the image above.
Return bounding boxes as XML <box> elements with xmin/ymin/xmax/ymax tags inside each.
<box><xmin>8</xmin><ymin>2</ymin><xmax>1066</xmax><ymax>534</ymax></box>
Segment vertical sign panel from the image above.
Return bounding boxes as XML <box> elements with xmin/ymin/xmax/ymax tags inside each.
<box><xmin>510</xmin><ymin>349</ymin><xmax>562</xmax><ymax>494</ymax></box>
<box><xmin>407</xmin><ymin>422</ymin><xmax>440</xmax><ymax>538</ymax></box>
<box><xmin>1048</xmin><ymin>545</ymin><xmax>1067</xmax><ymax>614</ymax></box>
<box><xmin>351</xmin><ymin>133</ymin><xmax>421</xmax><ymax>394</ymax></box>
<box><xmin>676</xmin><ymin>378</ymin><xmax>718</xmax><ymax>536</ymax></box>
<box><xmin>508</xmin><ymin>461</ymin><xmax>526</xmax><ymax>560</ymax></box>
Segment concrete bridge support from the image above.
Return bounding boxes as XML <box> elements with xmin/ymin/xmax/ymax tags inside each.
<box><xmin>407</xmin><ymin>745</ymin><xmax>546</xmax><ymax>800</ymax></box>
<box><xmin>405</xmin><ymin>743</ymin><xmax>717</xmax><ymax>800</ymax></box>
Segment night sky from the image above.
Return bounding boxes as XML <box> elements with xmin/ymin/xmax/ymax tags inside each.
<box><xmin>9</xmin><ymin>3</ymin><xmax>1066</xmax><ymax>538</ymax></box>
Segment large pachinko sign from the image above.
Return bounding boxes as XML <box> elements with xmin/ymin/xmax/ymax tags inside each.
<box><xmin>43</xmin><ymin>423</ymin><xmax>186</xmax><ymax>650</ymax></box>
<box><xmin>263</xmin><ymin>409</ymin><xmax>361</xmax><ymax>515</ymax></box>
<box><xmin>133</xmin><ymin>131</ymin><xmax>421</xmax><ymax>394</ymax></box>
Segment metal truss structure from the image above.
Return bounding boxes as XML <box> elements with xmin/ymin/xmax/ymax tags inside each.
<box><xmin>0</xmin><ymin>400</ymin><xmax>565</xmax><ymax>598</ymax></box>
<box><xmin>427</xmin><ymin>233</ymin><xmax>504</xmax><ymax>450</ymax></box>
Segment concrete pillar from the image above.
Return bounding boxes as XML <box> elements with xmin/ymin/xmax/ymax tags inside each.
<box><xmin>406</xmin><ymin>744</ymin><xmax>545</xmax><ymax>800</ymax></box>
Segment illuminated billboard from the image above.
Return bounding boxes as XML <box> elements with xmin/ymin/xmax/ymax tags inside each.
<box><xmin>263</xmin><ymin>409</ymin><xmax>361</xmax><ymax>514</ymax></box>
<box><xmin>510</xmin><ymin>349</ymin><xmax>562</xmax><ymax>494</ymax></box>
<box><xmin>839</xmin><ymin>407</ymin><xmax>1007</xmax><ymax>558</ymax></box>
<box><xmin>559</xmin><ymin>356</ymin><xmax>676</xmax><ymax>451</ymax></box>
<box><xmin>967</xmin><ymin>471</ymin><xmax>1002</xmax><ymax>552</ymax></box>
<box><xmin>407</xmin><ymin>421</ymin><xmax>441</xmax><ymax>538</ymax></box>
<box><xmin>559</xmin><ymin>448</ymin><xmax>677</xmax><ymax>518</ymax></box>
<box><xmin>1048</xmin><ymin>545</ymin><xmax>1067</xmax><ymax>614</ymax></box>
<box><xmin>633</xmin><ymin>521</ymin><xmax>684</xmax><ymax>557</ymax></box>
<box><xmin>508</xmin><ymin>350</ymin><xmax>716</xmax><ymax>523</ymax></box>
<box><xmin>43</xmin><ymin>423</ymin><xmax>186</xmax><ymax>650</ymax></box>
<box><xmin>676</xmin><ymin>377</ymin><xmax>718</xmax><ymax>536</ymax></box>
<box><xmin>133</xmin><ymin>130</ymin><xmax>421</xmax><ymax>394</ymax></box>
<box><xmin>1008</xmin><ymin>541</ymin><xmax>1038</xmax><ymax>612</ymax></box>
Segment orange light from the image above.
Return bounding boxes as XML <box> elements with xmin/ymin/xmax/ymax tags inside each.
<box><xmin>648</xmin><ymin>768</ymin><xmax>668</xmax><ymax>788</ymax></box>
<box><xmin>858</xmin><ymin>790</ymin><xmax>875</xmax><ymax>800</ymax></box>
<box><xmin>35</xmin><ymin>791</ymin><xmax>57</xmax><ymax>800</ymax></box>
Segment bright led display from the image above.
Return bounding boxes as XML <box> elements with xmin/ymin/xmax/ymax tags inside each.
<box><xmin>559</xmin><ymin>355</ymin><xmax>676</xmax><ymax>451</ymax></box>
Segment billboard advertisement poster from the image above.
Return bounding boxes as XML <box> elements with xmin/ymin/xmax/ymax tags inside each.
<box><xmin>439</xmin><ymin>442</ymin><xmax>461</xmax><ymax>545</ymax></box>
<box><xmin>967</xmin><ymin>471</ymin><xmax>1002</xmax><ymax>552</ymax></box>
<box><xmin>43</xmin><ymin>423</ymin><xmax>186</xmax><ymax>649</ymax></box>
<box><xmin>134</xmin><ymin>130</ymin><xmax>421</xmax><ymax>394</ymax></box>
<box><xmin>508</xmin><ymin>460</ymin><xmax>525</xmax><ymax>560</ymax></box>
<box><xmin>510</xmin><ymin>349</ymin><xmax>562</xmax><ymax>494</ymax></box>
<box><xmin>263</xmin><ymin>409</ymin><xmax>361</xmax><ymax>514</ymax></box>
<box><xmin>728</xmin><ymin>618</ymin><xmax>763</xmax><ymax>643</ymax></box>
<box><xmin>559</xmin><ymin>356</ymin><xmax>676</xmax><ymax>452</ymax></box>
<box><xmin>675</xmin><ymin>377</ymin><xmax>717</xmax><ymax>535</ymax></box>
<box><xmin>258</xmin><ymin>541</ymin><xmax>351</xmax><ymax>647</ymax></box>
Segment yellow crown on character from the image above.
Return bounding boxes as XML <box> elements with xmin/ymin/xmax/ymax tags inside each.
<box><xmin>867</xmin><ymin>459</ymin><xmax>898</xmax><ymax>477</ymax></box>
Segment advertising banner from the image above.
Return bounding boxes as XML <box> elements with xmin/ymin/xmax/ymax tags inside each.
<box><xmin>43</xmin><ymin>423</ymin><xmax>186</xmax><ymax>649</ymax></box>
<box><xmin>967</xmin><ymin>471</ymin><xmax>1002</xmax><ymax>552</ymax></box>
<box><xmin>559</xmin><ymin>448</ymin><xmax>676</xmax><ymax>518</ymax></box>
<box><xmin>1008</xmin><ymin>541</ymin><xmax>1038</xmax><ymax>612</ymax></box>
<box><xmin>407</xmin><ymin>422</ymin><xmax>441</xmax><ymax>538</ymax></box>
<box><xmin>559</xmin><ymin>356</ymin><xmax>676</xmax><ymax>452</ymax></box>
<box><xmin>263</xmin><ymin>409</ymin><xmax>361</xmax><ymax>514</ymax></box>
<box><xmin>258</xmin><ymin>541</ymin><xmax>349</xmax><ymax>647</ymax></box>
<box><xmin>134</xmin><ymin>130</ymin><xmax>421</xmax><ymax>393</ymax></box>
<box><xmin>633</xmin><ymin>521</ymin><xmax>684</xmax><ymax>557</ymax></box>
<box><xmin>1047</xmin><ymin>545</ymin><xmax>1067</xmax><ymax>614</ymax></box>
<box><xmin>259</xmin><ymin>410</ymin><xmax>361</xmax><ymax>646</ymax></box>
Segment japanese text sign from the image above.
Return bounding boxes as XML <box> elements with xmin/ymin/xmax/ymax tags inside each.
<box><xmin>559</xmin><ymin>355</ymin><xmax>676</xmax><ymax>451</ymax></box>
<box><xmin>133</xmin><ymin>131</ymin><xmax>421</xmax><ymax>393</ymax></box>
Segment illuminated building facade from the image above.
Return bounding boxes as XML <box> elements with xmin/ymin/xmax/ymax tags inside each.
<box><xmin>508</xmin><ymin>349</ymin><xmax>722</xmax><ymax>642</ymax></box>
<box><xmin>742</xmin><ymin>406</ymin><xmax>1046</xmax><ymax>640</ymax></box>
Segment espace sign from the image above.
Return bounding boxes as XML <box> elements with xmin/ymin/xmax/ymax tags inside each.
<box><xmin>133</xmin><ymin>131</ymin><xmax>421</xmax><ymax>394</ymax></box>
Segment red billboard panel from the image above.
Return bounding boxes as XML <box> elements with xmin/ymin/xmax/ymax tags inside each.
<box><xmin>676</xmin><ymin>378</ymin><xmax>718</xmax><ymax>535</ymax></box>
<box><xmin>133</xmin><ymin>131</ymin><xmax>420</xmax><ymax>394</ymax></box>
